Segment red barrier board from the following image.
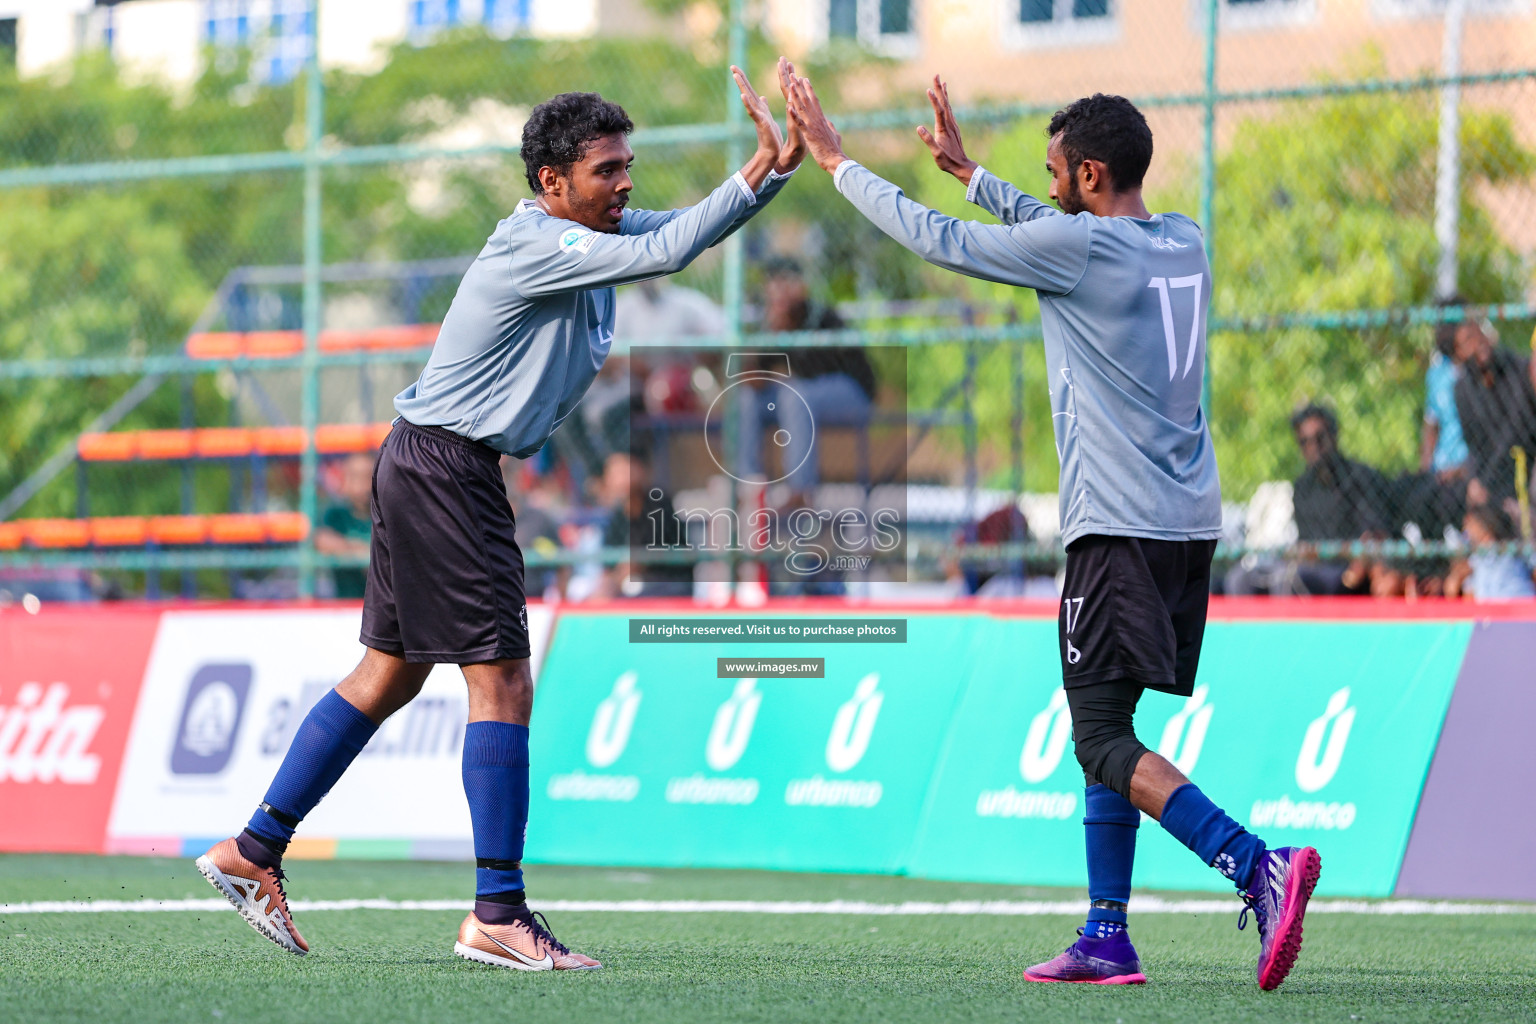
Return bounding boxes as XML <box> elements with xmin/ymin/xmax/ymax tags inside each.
<box><xmin>0</xmin><ymin>607</ymin><xmax>159</xmax><ymax>853</ymax></box>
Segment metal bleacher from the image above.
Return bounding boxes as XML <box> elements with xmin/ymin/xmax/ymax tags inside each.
<box><xmin>0</xmin><ymin>259</ymin><xmax>467</xmax><ymax>568</ymax></box>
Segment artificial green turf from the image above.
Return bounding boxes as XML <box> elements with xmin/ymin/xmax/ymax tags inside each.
<box><xmin>2</xmin><ymin>855</ymin><xmax>1532</xmax><ymax>1024</ymax></box>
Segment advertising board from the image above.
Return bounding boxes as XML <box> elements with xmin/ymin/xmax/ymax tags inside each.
<box><xmin>105</xmin><ymin>605</ymin><xmax>552</xmax><ymax>856</ymax></box>
<box><xmin>0</xmin><ymin>607</ymin><xmax>159</xmax><ymax>853</ymax></box>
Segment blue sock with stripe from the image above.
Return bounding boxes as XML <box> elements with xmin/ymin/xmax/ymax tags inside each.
<box><xmin>1159</xmin><ymin>782</ymin><xmax>1267</xmax><ymax>891</ymax></box>
<box><xmin>1083</xmin><ymin>784</ymin><xmax>1138</xmax><ymax>939</ymax></box>
<box><xmin>246</xmin><ymin>689</ymin><xmax>378</xmax><ymax>852</ymax></box>
<box><xmin>463</xmin><ymin>721</ymin><xmax>530</xmax><ymax>921</ymax></box>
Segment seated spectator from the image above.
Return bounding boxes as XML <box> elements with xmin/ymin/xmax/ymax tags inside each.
<box><xmin>735</xmin><ymin>258</ymin><xmax>876</xmax><ymax>499</ymax></box>
<box><xmin>1421</xmin><ymin>302</ymin><xmax>1470</xmax><ymax>482</ymax></box>
<box><xmin>1226</xmin><ymin>403</ymin><xmax>1389</xmax><ymax>596</ymax></box>
<box><xmin>1445</xmin><ymin>505</ymin><xmax>1536</xmax><ymax>602</ymax></box>
<box><xmin>599</xmin><ymin>450</ymin><xmax>693</xmax><ymax>598</ymax></box>
<box><xmin>1290</xmin><ymin>403</ymin><xmax>1392</xmax><ymax>545</ymax></box>
<box><xmin>1452</xmin><ymin>315</ymin><xmax>1536</xmax><ymax>511</ymax></box>
<box><xmin>1396</xmin><ymin>306</ymin><xmax>1472</xmax><ymax>541</ymax></box>
<box><xmin>316</xmin><ymin>452</ymin><xmax>375</xmax><ymax>599</ymax></box>
<box><xmin>956</xmin><ymin>505</ymin><xmax>1029</xmax><ymax>595</ymax></box>
<box><xmin>503</xmin><ymin>459</ymin><xmax>568</xmax><ymax>601</ymax></box>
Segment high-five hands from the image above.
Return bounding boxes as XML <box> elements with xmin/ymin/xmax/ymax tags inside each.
<box><xmin>782</xmin><ymin>70</ymin><xmax>848</xmax><ymax>174</ymax></box>
<box><xmin>916</xmin><ymin>75</ymin><xmax>978</xmax><ymax>186</ymax></box>
<box><xmin>732</xmin><ymin>64</ymin><xmax>785</xmax><ymax>165</ymax></box>
<box><xmin>733</xmin><ymin>60</ymin><xmax>808</xmax><ymax>178</ymax></box>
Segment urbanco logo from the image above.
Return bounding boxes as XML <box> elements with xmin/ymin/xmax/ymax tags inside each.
<box><xmin>1156</xmin><ymin>685</ymin><xmax>1213</xmax><ymax>775</ymax></box>
<box><xmin>706</xmin><ymin>678</ymin><xmax>761</xmax><ymax>772</ymax></box>
<box><xmin>826</xmin><ymin>674</ymin><xmax>882</xmax><ymax>773</ymax></box>
<box><xmin>586</xmin><ymin>672</ymin><xmax>641</xmax><ymax>769</ymax></box>
<box><xmin>1295</xmin><ymin>687</ymin><xmax>1355</xmax><ymax>793</ymax></box>
<box><xmin>1020</xmin><ymin>689</ymin><xmax>1073</xmax><ymax>784</ymax></box>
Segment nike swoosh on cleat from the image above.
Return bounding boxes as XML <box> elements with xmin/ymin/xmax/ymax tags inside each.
<box><xmin>481</xmin><ymin>928</ymin><xmax>554</xmax><ymax>969</ymax></box>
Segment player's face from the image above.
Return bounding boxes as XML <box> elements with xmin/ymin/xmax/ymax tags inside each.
<box><xmin>1045</xmin><ymin>135</ymin><xmax>1086</xmax><ymax>215</ymax></box>
<box><xmin>551</xmin><ymin>134</ymin><xmax>635</xmax><ymax>233</ymax></box>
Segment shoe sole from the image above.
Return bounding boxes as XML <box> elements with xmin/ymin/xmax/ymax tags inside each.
<box><xmin>453</xmin><ymin>941</ymin><xmax>601</xmax><ymax>971</ymax></box>
<box><xmin>195</xmin><ymin>855</ymin><xmax>306</xmax><ymax>956</ymax></box>
<box><xmin>1258</xmin><ymin>846</ymin><xmax>1322</xmax><ymax>991</ymax></box>
<box><xmin>1024</xmin><ymin>971</ymin><xmax>1146</xmax><ymax>985</ymax></box>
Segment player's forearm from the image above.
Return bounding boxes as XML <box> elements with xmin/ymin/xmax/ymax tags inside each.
<box><xmin>711</xmin><ymin>166</ymin><xmax>797</xmax><ymax>247</ymax></box>
<box><xmin>513</xmin><ymin>179</ymin><xmax>755</xmax><ymax>296</ymax></box>
<box><xmin>832</xmin><ymin>161</ymin><xmax>1034</xmax><ymax>287</ymax></box>
<box><xmin>737</xmin><ymin>147</ymin><xmax>778</xmax><ymax>194</ymax></box>
<box><xmin>967</xmin><ymin>166</ymin><xmax>1057</xmax><ymax>225</ymax></box>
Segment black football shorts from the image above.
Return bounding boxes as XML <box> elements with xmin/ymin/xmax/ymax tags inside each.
<box><xmin>1057</xmin><ymin>534</ymin><xmax>1216</xmax><ymax>696</ymax></box>
<box><xmin>360</xmin><ymin>419</ymin><xmax>531</xmax><ymax>664</ymax></box>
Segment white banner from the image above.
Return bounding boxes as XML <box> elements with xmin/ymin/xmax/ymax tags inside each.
<box><xmin>107</xmin><ymin>605</ymin><xmax>554</xmax><ymax>845</ymax></box>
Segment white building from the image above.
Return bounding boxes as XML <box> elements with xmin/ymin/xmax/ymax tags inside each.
<box><xmin>0</xmin><ymin>0</ymin><xmax>614</xmax><ymax>84</ymax></box>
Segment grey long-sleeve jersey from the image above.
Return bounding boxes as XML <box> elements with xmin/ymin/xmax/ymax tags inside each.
<box><xmin>833</xmin><ymin>161</ymin><xmax>1221</xmax><ymax>545</ymax></box>
<box><xmin>395</xmin><ymin>169</ymin><xmax>791</xmax><ymax>458</ymax></box>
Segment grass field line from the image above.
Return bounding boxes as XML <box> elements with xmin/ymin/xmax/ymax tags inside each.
<box><xmin>4</xmin><ymin>896</ymin><xmax>1533</xmax><ymax>917</ymax></box>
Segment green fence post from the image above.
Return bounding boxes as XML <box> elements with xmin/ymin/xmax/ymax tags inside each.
<box><xmin>1200</xmin><ymin>0</ymin><xmax>1218</xmax><ymax>414</ymax></box>
<box><xmin>298</xmin><ymin>1</ymin><xmax>324</xmax><ymax>599</ymax></box>
<box><xmin>723</xmin><ymin>0</ymin><xmax>747</xmax><ymax>596</ymax></box>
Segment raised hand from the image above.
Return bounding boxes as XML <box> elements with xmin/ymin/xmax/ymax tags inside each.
<box><xmin>774</xmin><ymin>56</ymin><xmax>807</xmax><ymax>174</ymax></box>
<box><xmin>783</xmin><ymin>72</ymin><xmax>847</xmax><ymax>174</ymax></box>
<box><xmin>732</xmin><ymin>65</ymin><xmax>783</xmax><ymax>162</ymax></box>
<box><xmin>916</xmin><ymin>75</ymin><xmax>977</xmax><ymax>185</ymax></box>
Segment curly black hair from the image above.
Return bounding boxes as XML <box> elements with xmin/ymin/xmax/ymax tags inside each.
<box><xmin>1046</xmin><ymin>94</ymin><xmax>1153</xmax><ymax>192</ymax></box>
<box><xmin>521</xmin><ymin>92</ymin><xmax>634</xmax><ymax>195</ymax></box>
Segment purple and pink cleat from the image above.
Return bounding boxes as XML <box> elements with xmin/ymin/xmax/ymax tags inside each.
<box><xmin>1023</xmin><ymin>929</ymin><xmax>1147</xmax><ymax>985</ymax></box>
<box><xmin>1241</xmin><ymin>845</ymin><xmax>1323</xmax><ymax>991</ymax></box>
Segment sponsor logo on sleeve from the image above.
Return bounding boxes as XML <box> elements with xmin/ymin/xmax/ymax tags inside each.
<box><xmin>559</xmin><ymin>228</ymin><xmax>599</xmax><ymax>258</ymax></box>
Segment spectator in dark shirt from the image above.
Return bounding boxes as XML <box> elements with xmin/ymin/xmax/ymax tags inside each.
<box><xmin>1225</xmin><ymin>404</ymin><xmax>1387</xmax><ymax>596</ymax></box>
<box><xmin>599</xmin><ymin>451</ymin><xmax>693</xmax><ymax>598</ymax></box>
<box><xmin>1452</xmin><ymin>317</ymin><xmax>1536</xmax><ymax>511</ymax></box>
<box><xmin>735</xmin><ymin>258</ymin><xmax>876</xmax><ymax>499</ymax></box>
<box><xmin>1290</xmin><ymin>403</ymin><xmax>1392</xmax><ymax>543</ymax></box>
<box><xmin>316</xmin><ymin>452</ymin><xmax>375</xmax><ymax>599</ymax></box>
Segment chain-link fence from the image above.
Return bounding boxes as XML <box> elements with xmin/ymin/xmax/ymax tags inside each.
<box><xmin>0</xmin><ymin>0</ymin><xmax>1533</xmax><ymax>601</ymax></box>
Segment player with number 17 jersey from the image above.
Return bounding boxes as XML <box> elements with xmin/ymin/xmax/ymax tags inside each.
<box><xmin>784</xmin><ymin>75</ymin><xmax>1319</xmax><ymax>992</ymax></box>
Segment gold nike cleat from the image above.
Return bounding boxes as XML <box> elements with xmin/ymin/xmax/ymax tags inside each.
<box><xmin>196</xmin><ymin>837</ymin><xmax>309</xmax><ymax>955</ymax></box>
<box><xmin>454</xmin><ymin>911</ymin><xmax>602</xmax><ymax>971</ymax></box>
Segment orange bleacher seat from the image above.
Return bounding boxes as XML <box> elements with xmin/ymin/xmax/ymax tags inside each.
<box><xmin>208</xmin><ymin>514</ymin><xmax>269</xmax><ymax>545</ymax></box>
<box><xmin>194</xmin><ymin>428</ymin><xmax>256</xmax><ymax>458</ymax></box>
<box><xmin>316</xmin><ymin>423</ymin><xmax>379</xmax><ymax>453</ymax></box>
<box><xmin>319</xmin><ymin>324</ymin><xmax>440</xmax><ymax>352</ymax></box>
<box><xmin>265</xmin><ymin>512</ymin><xmax>310</xmax><ymax>543</ymax></box>
<box><xmin>24</xmin><ymin>519</ymin><xmax>92</xmax><ymax>549</ymax></box>
<box><xmin>149</xmin><ymin>515</ymin><xmax>209</xmax><ymax>545</ymax></box>
<box><xmin>137</xmin><ymin>430</ymin><xmax>196</xmax><ymax>460</ymax></box>
<box><xmin>77</xmin><ymin>432</ymin><xmax>139</xmax><ymax>462</ymax></box>
<box><xmin>0</xmin><ymin>522</ymin><xmax>23</xmax><ymax>550</ymax></box>
<box><xmin>245</xmin><ymin>332</ymin><xmax>305</xmax><ymax>358</ymax></box>
<box><xmin>89</xmin><ymin>517</ymin><xmax>151</xmax><ymax>547</ymax></box>
<box><xmin>185</xmin><ymin>332</ymin><xmax>244</xmax><ymax>359</ymax></box>
<box><xmin>254</xmin><ymin>427</ymin><xmax>306</xmax><ymax>456</ymax></box>
<box><xmin>368</xmin><ymin>422</ymin><xmax>394</xmax><ymax>447</ymax></box>
<box><xmin>187</xmin><ymin>325</ymin><xmax>439</xmax><ymax>360</ymax></box>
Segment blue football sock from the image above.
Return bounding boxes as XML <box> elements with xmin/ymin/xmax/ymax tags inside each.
<box><xmin>1159</xmin><ymin>783</ymin><xmax>1267</xmax><ymax>890</ymax></box>
<box><xmin>463</xmin><ymin>721</ymin><xmax>530</xmax><ymax>899</ymax></box>
<box><xmin>247</xmin><ymin>689</ymin><xmax>378</xmax><ymax>850</ymax></box>
<box><xmin>1083</xmin><ymin>783</ymin><xmax>1137</xmax><ymax>938</ymax></box>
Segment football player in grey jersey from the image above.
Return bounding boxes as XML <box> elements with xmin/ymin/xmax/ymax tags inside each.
<box><xmin>195</xmin><ymin>62</ymin><xmax>806</xmax><ymax>972</ymax></box>
<box><xmin>785</xmin><ymin>73</ymin><xmax>1318</xmax><ymax>991</ymax></box>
